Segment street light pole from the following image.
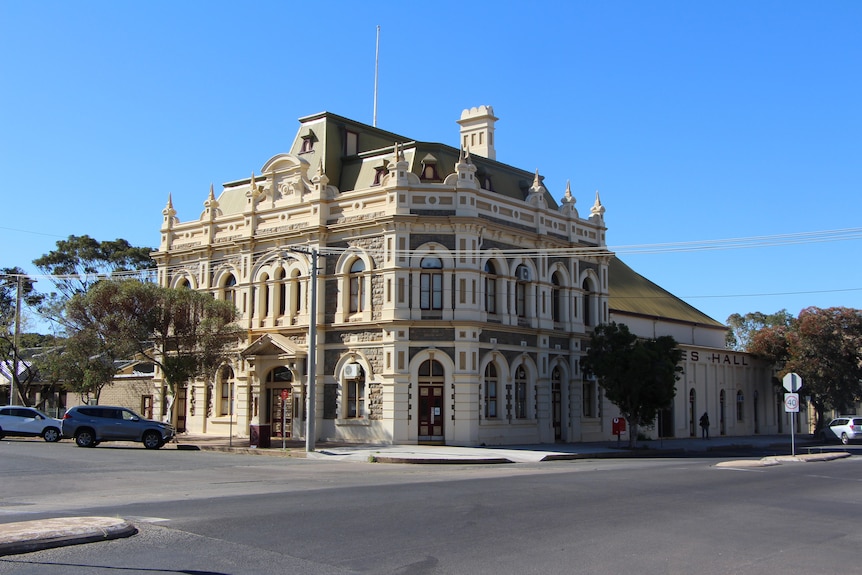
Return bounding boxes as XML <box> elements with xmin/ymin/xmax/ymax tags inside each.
<box><xmin>305</xmin><ymin>248</ymin><xmax>318</xmax><ymax>453</ymax></box>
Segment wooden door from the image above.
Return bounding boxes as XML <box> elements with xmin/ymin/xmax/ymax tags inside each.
<box><xmin>418</xmin><ymin>385</ymin><xmax>444</xmax><ymax>442</ymax></box>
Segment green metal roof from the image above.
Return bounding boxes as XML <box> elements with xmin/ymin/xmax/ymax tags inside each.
<box><xmin>609</xmin><ymin>257</ymin><xmax>725</xmax><ymax>328</ymax></box>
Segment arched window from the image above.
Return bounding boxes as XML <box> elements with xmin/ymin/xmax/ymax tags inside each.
<box><xmin>484</xmin><ymin>261</ymin><xmax>497</xmax><ymax>314</ymax></box>
<box><xmin>223</xmin><ymin>274</ymin><xmax>237</xmax><ymax>305</ymax></box>
<box><xmin>420</xmin><ymin>256</ymin><xmax>443</xmax><ymax>310</ymax></box>
<box><xmin>514</xmin><ymin>365</ymin><xmax>528</xmax><ymax>419</ymax></box>
<box><xmin>551</xmin><ymin>272</ymin><xmax>562</xmax><ymax>323</ymax></box>
<box><xmin>177</xmin><ymin>278</ymin><xmax>191</xmax><ymax>289</ymax></box>
<box><xmin>582</xmin><ymin>278</ymin><xmax>593</xmax><ymax>327</ymax></box>
<box><xmin>484</xmin><ymin>363</ymin><xmax>498</xmax><ymax>418</ymax></box>
<box><xmin>275</xmin><ymin>268</ymin><xmax>287</xmax><ymax>316</ymax></box>
<box><xmin>349</xmin><ymin>259</ymin><xmax>365</xmax><ymax>313</ymax></box>
<box><xmin>344</xmin><ymin>364</ymin><xmax>365</xmax><ymax>419</ymax></box>
<box><xmin>737</xmin><ymin>391</ymin><xmax>745</xmax><ymax>422</ymax></box>
<box><xmin>515</xmin><ymin>265</ymin><xmax>530</xmax><ymax>318</ymax></box>
<box><xmin>259</xmin><ymin>273</ymin><xmax>270</xmax><ymax>318</ymax></box>
<box><xmin>719</xmin><ymin>389</ymin><xmax>726</xmax><ymax>435</ymax></box>
<box><xmin>218</xmin><ymin>365</ymin><xmax>235</xmax><ymax>417</ymax></box>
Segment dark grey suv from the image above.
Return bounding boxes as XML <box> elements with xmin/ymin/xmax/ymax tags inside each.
<box><xmin>62</xmin><ymin>405</ymin><xmax>175</xmax><ymax>449</ymax></box>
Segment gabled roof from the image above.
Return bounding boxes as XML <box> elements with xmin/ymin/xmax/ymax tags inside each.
<box><xmin>609</xmin><ymin>257</ymin><xmax>725</xmax><ymax>328</ymax></box>
<box><xmin>241</xmin><ymin>333</ymin><xmax>305</xmax><ymax>358</ymax></box>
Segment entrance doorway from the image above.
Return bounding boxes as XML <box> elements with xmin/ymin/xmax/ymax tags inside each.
<box><xmin>418</xmin><ymin>386</ymin><xmax>444</xmax><ymax>442</ymax></box>
<box><xmin>270</xmin><ymin>388</ymin><xmax>292</xmax><ymax>438</ymax></box>
<box><xmin>417</xmin><ymin>359</ymin><xmax>445</xmax><ymax>443</ymax></box>
<box><xmin>266</xmin><ymin>366</ymin><xmax>294</xmax><ymax>438</ymax></box>
<box><xmin>175</xmin><ymin>387</ymin><xmax>187</xmax><ymax>433</ymax></box>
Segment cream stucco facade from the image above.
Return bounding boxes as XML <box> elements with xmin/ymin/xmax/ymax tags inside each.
<box><xmin>150</xmin><ymin>107</ymin><xmax>806</xmax><ymax>445</ymax></box>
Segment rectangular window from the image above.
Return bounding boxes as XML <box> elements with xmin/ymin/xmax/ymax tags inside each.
<box><xmin>516</xmin><ymin>283</ymin><xmax>526</xmax><ymax>317</ymax></box>
<box><xmin>347</xmin><ymin>381</ymin><xmax>365</xmax><ymax>418</ymax></box>
<box><xmin>345</xmin><ymin>130</ymin><xmax>358</xmax><ymax>156</ymax></box>
<box><xmin>420</xmin><ymin>273</ymin><xmax>443</xmax><ymax>310</ymax></box>
<box><xmin>486</xmin><ymin>278</ymin><xmax>496</xmax><ymax>313</ymax></box>
<box><xmin>485</xmin><ymin>383</ymin><xmax>497</xmax><ymax>418</ymax></box>
<box><xmin>583</xmin><ymin>382</ymin><xmax>594</xmax><ymax>417</ymax></box>
<box><xmin>220</xmin><ymin>382</ymin><xmax>231</xmax><ymax>416</ymax></box>
<box><xmin>515</xmin><ymin>382</ymin><xmax>527</xmax><ymax>419</ymax></box>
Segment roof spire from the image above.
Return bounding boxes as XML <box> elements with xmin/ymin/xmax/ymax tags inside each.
<box><xmin>590</xmin><ymin>190</ymin><xmax>605</xmax><ymax>219</ymax></box>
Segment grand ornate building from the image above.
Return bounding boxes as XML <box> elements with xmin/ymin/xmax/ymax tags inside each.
<box><xmin>151</xmin><ymin>106</ymin><xmax>802</xmax><ymax>445</ymax></box>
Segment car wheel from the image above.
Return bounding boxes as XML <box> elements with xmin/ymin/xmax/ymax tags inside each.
<box><xmin>75</xmin><ymin>429</ymin><xmax>96</xmax><ymax>448</ymax></box>
<box><xmin>42</xmin><ymin>427</ymin><xmax>61</xmax><ymax>442</ymax></box>
<box><xmin>142</xmin><ymin>431</ymin><xmax>163</xmax><ymax>449</ymax></box>
<box><xmin>841</xmin><ymin>432</ymin><xmax>849</xmax><ymax>445</ymax></box>
<box><xmin>0</xmin><ymin>427</ymin><xmax>4</xmax><ymax>440</ymax></box>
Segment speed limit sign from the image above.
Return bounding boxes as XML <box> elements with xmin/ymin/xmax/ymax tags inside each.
<box><xmin>784</xmin><ymin>393</ymin><xmax>800</xmax><ymax>413</ymax></box>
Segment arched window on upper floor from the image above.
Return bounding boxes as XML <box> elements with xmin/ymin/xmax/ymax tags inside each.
<box><xmin>582</xmin><ymin>278</ymin><xmax>594</xmax><ymax>327</ymax></box>
<box><xmin>420</xmin><ymin>256</ymin><xmax>443</xmax><ymax>311</ymax></box>
<box><xmin>551</xmin><ymin>272</ymin><xmax>562</xmax><ymax>323</ymax></box>
<box><xmin>222</xmin><ymin>274</ymin><xmax>237</xmax><ymax>306</ymax></box>
<box><xmin>349</xmin><ymin>259</ymin><xmax>366</xmax><ymax>314</ymax></box>
<box><xmin>515</xmin><ymin>265</ymin><xmax>531</xmax><ymax>319</ymax></box>
<box><xmin>484</xmin><ymin>261</ymin><xmax>497</xmax><ymax>315</ymax></box>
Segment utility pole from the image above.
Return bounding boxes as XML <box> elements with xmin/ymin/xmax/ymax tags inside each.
<box><xmin>9</xmin><ymin>276</ymin><xmax>22</xmax><ymax>406</ymax></box>
<box><xmin>289</xmin><ymin>247</ymin><xmax>319</xmax><ymax>453</ymax></box>
<box><xmin>306</xmin><ymin>248</ymin><xmax>318</xmax><ymax>452</ymax></box>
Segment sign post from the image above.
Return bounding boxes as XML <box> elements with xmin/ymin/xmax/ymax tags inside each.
<box><xmin>783</xmin><ymin>373</ymin><xmax>803</xmax><ymax>456</ymax></box>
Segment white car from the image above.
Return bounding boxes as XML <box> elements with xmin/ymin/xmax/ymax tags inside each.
<box><xmin>0</xmin><ymin>406</ymin><xmax>63</xmax><ymax>442</ymax></box>
<box><xmin>820</xmin><ymin>416</ymin><xmax>862</xmax><ymax>445</ymax></box>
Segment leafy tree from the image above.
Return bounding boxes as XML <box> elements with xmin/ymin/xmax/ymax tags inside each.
<box><xmin>33</xmin><ymin>235</ymin><xmax>154</xmax><ymax>327</ymax></box>
<box><xmin>725</xmin><ymin>310</ymin><xmax>793</xmax><ymax>350</ymax></box>
<box><xmin>63</xmin><ymin>279</ymin><xmax>240</xmax><ymax>422</ymax></box>
<box><xmin>749</xmin><ymin>307</ymin><xmax>862</xmax><ymax>431</ymax></box>
<box><xmin>64</xmin><ymin>281</ymin><xmax>144</xmax><ymax>403</ymax></box>
<box><xmin>1</xmin><ymin>268</ymin><xmax>44</xmax><ymax>405</ymax></box>
<box><xmin>581</xmin><ymin>322</ymin><xmax>683</xmax><ymax>447</ymax></box>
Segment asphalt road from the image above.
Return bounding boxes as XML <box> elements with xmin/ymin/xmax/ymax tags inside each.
<box><xmin>0</xmin><ymin>439</ymin><xmax>860</xmax><ymax>574</ymax></box>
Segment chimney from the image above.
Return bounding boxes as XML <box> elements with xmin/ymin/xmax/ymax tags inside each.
<box><xmin>457</xmin><ymin>106</ymin><xmax>497</xmax><ymax>161</ymax></box>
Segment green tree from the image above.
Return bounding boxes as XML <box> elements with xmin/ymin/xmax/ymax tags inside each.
<box><xmin>64</xmin><ymin>281</ymin><xmax>144</xmax><ymax>403</ymax></box>
<box><xmin>725</xmin><ymin>310</ymin><xmax>793</xmax><ymax>350</ymax></box>
<box><xmin>581</xmin><ymin>322</ymin><xmax>683</xmax><ymax>447</ymax></box>
<box><xmin>749</xmin><ymin>307</ymin><xmax>862</xmax><ymax>431</ymax></box>
<box><xmin>33</xmin><ymin>235</ymin><xmax>154</xmax><ymax>328</ymax></box>
<box><xmin>64</xmin><ymin>280</ymin><xmax>240</xmax><ymax>422</ymax></box>
<box><xmin>1</xmin><ymin>268</ymin><xmax>44</xmax><ymax>405</ymax></box>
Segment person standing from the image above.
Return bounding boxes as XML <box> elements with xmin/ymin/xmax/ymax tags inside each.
<box><xmin>699</xmin><ymin>411</ymin><xmax>710</xmax><ymax>439</ymax></box>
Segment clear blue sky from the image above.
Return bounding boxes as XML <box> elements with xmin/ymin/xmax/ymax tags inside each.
<box><xmin>2</xmin><ymin>0</ymin><xmax>860</xmax><ymax>330</ymax></box>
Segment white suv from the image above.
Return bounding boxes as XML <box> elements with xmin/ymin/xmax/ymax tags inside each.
<box><xmin>821</xmin><ymin>416</ymin><xmax>862</xmax><ymax>445</ymax></box>
<box><xmin>0</xmin><ymin>406</ymin><xmax>63</xmax><ymax>442</ymax></box>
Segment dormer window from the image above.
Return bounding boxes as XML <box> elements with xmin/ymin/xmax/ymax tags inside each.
<box><xmin>373</xmin><ymin>166</ymin><xmax>387</xmax><ymax>186</ymax></box>
<box><xmin>300</xmin><ymin>130</ymin><xmax>317</xmax><ymax>154</ymax></box>
<box><xmin>345</xmin><ymin>130</ymin><xmax>358</xmax><ymax>156</ymax></box>
<box><xmin>420</xmin><ymin>154</ymin><xmax>439</xmax><ymax>181</ymax></box>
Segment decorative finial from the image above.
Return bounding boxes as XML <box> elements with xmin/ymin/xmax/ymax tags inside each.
<box><xmin>590</xmin><ymin>190</ymin><xmax>605</xmax><ymax>218</ymax></box>
<box><xmin>564</xmin><ymin>180</ymin><xmax>574</xmax><ymax>203</ymax></box>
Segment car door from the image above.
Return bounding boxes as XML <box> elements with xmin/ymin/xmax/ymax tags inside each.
<box><xmin>14</xmin><ymin>408</ymin><xmax>43</xmax><ymax>435</ymax></box>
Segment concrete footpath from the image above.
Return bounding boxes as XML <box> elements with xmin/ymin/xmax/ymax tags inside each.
<box><xmin>0</xmin><ymin>434</ymin><xmax>852</xmax><ymax>556</ymax></box>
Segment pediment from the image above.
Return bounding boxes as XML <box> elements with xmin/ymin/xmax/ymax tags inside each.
<box><xmin>241</xmin><ymin>333</ymin><xmax>305</xmax><ymax>358</ymax></box>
